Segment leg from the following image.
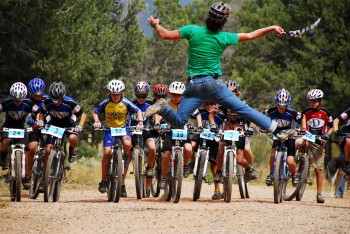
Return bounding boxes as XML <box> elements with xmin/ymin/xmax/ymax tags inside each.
<box><xmin>98</xmin><ymin>147</ymin><xmax>111</xmax><ymax>193</ymax></box>
<box><xmin>26</xmin><ymin>141</ymin><xmax>38</xmax><ymax>176</ymax></box>
<box><xmin>68</xmin><ymin>134</ymin><xmax>78</xmax><ymax>163</ymax></box>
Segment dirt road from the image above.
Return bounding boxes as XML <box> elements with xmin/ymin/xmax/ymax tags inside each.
<box><xmin>0</xmin><ymin>179</ymin><xmax>349</xmax><ymax>233</ymax></box>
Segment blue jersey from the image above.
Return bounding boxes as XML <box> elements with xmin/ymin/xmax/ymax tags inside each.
<box><xmin>0</xmin><ymin>98</ymin><xmax>37</xmax><ymax>128</ymax></box>
<box><xmin>129</xmin><ymin>98</ymin><xmax>154</xmax><ymax>126</ymax></box>
<box><xmin>41</xmin><ymin>96</ymin><xmax>83</xmax><ymax>127</ymax></box>
<box><xmin>263</xmin><ymin>106</ymin><xmax>303</xmax><ymax>130</ymax></box>
<box><xmin>199</xmin><ymin>108</ymin><xmax>224</xmax><ymax>130</ymax></box>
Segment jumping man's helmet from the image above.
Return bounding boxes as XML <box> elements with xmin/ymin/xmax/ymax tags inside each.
<box><xmin>10</xmin><ymin>82</ymin><xmax>27</xmax><ymax>101</ymax></box>
<box><xmin>153</xmin><ymin>84</ymin><xmax>169</xmax><ymax>96</ymax></box>
<box><xmin>169</xmin><ymin>81</ymin><xmax>185</xmax><ymax>95</ymax></box>
<box><xmin>107</xmin><ymin>79</ymin><xmax>125</xmax><ymax>94</ymax></box>
<box><xmin>134</xmin><ymin>81</ymin><xmax>150</xmax><ymax>95</ymax></box>
<box><xmin>28</xmin><ymin>77</ymin><xmax>46</xmax><ymax>95</ymax></box>
<box><xmin>209</xmin><ymin>2</ymin><xmax>231</xmax><ymax>21</ymax></box>
<box><xmin>274</xmin><ymin>88</ymin><xmax>291</xmax><ymax>106</ymax></box>
<box><xmin>225</xmin><ymin>80</ymin><xmax>240</xmax><ymax>92</ymax></box>
<box><xmin>49</xmin><ymin>82</ymin><xmax>66</xmax><ymax>102</ymax></box>
<box><xmin>307</xmin><ymin>89</ymin><xmax>324</xmax><ymax>100</ymax></box>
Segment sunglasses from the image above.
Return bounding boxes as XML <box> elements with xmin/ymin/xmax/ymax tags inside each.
<box><xmin>156</xmin><ymin>95</ymin><xmax>167</xmax><ymax>99</ymax></box>
<box><xmin>136</xmin><ymin>94</ymin><xmax>148</xmax><ymax>99</ymax></box>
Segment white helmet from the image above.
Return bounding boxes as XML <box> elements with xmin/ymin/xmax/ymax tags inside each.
<box><xmin>107</xmin><ymin>79</ymin><xmax>125</xmax><ymax>94</ymax></box>
<box><xmin>225</xmin><ymin>80</ymin><xmax>240</xmax><ymax>92</ymax></box>
<box><xmin>307</xmin><ymin>89</ymin><xmax>324</xmax><ymax>100</ymax></box>
<box><xmin>10</xmin><ymin>82</ymin><xmax>27</xmax><ymax>101</ymax></box>
<box><xmin>169</xmin><ymin>81</ymin><xmax>185</xmax><ymax>94</ymax></box>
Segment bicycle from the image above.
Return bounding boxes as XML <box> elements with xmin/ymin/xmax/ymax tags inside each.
<box><xmin>1</xmin><ymin>127</ymin><xmax>32</xmax><ymax>202</ymax></box>
<box><xmin>95</xmin><ymin>127</ymin><xmax>125</xmax><ymax>203</ymax></box>
<box><xmin>43</xmin><ymin>125</ymin><xmax>75</xmax><ymax>202</ymax></box>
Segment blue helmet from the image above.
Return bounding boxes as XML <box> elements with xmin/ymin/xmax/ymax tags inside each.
<box><xmin>274</xmin><ymin>88</ymin><xmax>291</xmax><ymax>106</ymax></box>
<box><xmin>28</xmin><ymin>78</ymin><xmax>46</xmax><ymax>95</ymax></box>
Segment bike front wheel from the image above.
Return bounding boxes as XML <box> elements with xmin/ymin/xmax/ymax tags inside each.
<box><xmin>44</xmin><ymin>151</ymin><xmax>59</xmax><ymax>202</ymax></box>
<box><xmin>10</xmin><ymin>151</ymin><xmax>22</xmax><ymax>202</ymax></box>
<box><xmin>150</xmin><ymin>153</ymin><xmax>162</xmax><ymax>197</ymax></box>
<box><xmin>296</xmin><ymin>155</ymin><xmax>310</xmax><ymax>201</ymax></box>
<box><xmin>273</xmin><ymin>152</ymin><xmax>284</xmax><ymax>204</ymax></box>
<box><xmin>133</xmin><ymin>148</ymin><xmax>144</xmax><ymax>199</ymax></box>
<box><xmin>236</xmin><ymin>165</ymin><xmax>245</xmax><ymax>199</ymax></box>
<box><xmin>114</xmin><ymin>149</ymin><xmax>123</xmax><ymax>203</ymax></box>
<box><xmin>223</xmin><ymin>151</ymin><xmax>233</xmax><ymax>203</ymax></box>
<box><xmin>30</xmin><ymin>150</ymin><xmax>45</xmax><ymax>199</ymax></box>
<box><xmin>193</xmin><ymin>151</ymin><xmax>206</xmax><ymax>201</ymax></box>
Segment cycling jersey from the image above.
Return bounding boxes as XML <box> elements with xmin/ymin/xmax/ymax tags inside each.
<box><xmin>263</xmin><ymin>107</ymin><xmax>303</xmax><ymax>130</ymax></box>
<box><xmin>338</xmin><ymin>107</ymin><xmax>350</xmax><ymax>131</ymax></box>
<box><xmin>94</xmin><ymin>97</ymin><xmax>139</xmax><ymax>128</ymax></box>
<box><xmin>303</xmin><ymin>107</ymin><xmax>333</xmax><ymax>135</ymax></box>
<box><xmin>41</xmin><ymin>96</ymin><xmax>83</xmax><ymax>127</ymax></box>
<box><xmin>129</xmin><ymin>98</ymin><xmax>154</xmax><ymax>126</ymax></box>
<box><xmin>198</xmin><ymin>108</ymin><xmax>223</xmax><ymax>129</ymax></box>
<box><xmin>168</xmin><ymin>100</ymin><xmax>180</xmax><ymax>111</ymax></box>
<box><xmin>0</xmin><ymin>98</ymin><xmax>37</xmax><ymax>128</ymax></box>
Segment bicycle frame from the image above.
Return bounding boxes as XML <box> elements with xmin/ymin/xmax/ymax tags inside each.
<box><xmin>272</xmin><ymin>143</ymin><xmax>288</xmax><ymax>180</ymax></box>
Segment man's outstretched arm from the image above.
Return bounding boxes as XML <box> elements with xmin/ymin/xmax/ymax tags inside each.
<box><xmin>147</xmin><ymin>15</ymin><xmax>181</xmax><ymax>40</ymax></box>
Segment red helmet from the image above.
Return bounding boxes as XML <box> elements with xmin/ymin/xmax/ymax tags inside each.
<box><xmin>153</xmin><ymin>84</ymin><xmax>169</xmax><ymax>96</ymax></box>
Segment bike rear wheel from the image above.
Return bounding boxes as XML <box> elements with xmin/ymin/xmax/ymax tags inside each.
<box><xmin>296</xmin><ymin>155</ymin><xmax>309</xmax><ymax>201</ymax></box>
<box><xmin>30</xmin><ymin>150</ymin><xmax>45</xmax><ymax>199</ymax></box>
<box><xmin>114</xmin><ymin>149</ymin><xmax>123</xmax><ymax>203</ymax></box>
<box><xmin>223</xmin><ymin>151</ymin><xmax>233</xmax><ymax>203</ymax></box>
<box><xmin>44</xmin><ymin>151</ymin><xmax>59</xmax><ymax>202</ymax></box>
<box><xmin>10</xmin><ymin>151</ymin><xmax>22</xmax><ymax>202</ymax></box>
<box><xmin>133</xmin><ymin>148</ymin><xmax>144</xmax><ymax>199</ymax></box>
<box><xmin>193</xmin><ymin>151</ymin><xmax>206</xmax><ymax>201</ymax></box>
<box><xmin>273</xmin><ymin>152</ymin><xmax>284</xmax><ymax>204</ymax></box>
<box><xmin>237</xmin><ymin>165</ymin><xmax>245</xmax><ymax>199</ymax></box>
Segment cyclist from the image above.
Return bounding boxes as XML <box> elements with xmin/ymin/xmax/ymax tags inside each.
<box><xmin>0</xmin><ymin>83</ymin><xmax>36</xmax><ymax>172</ymax></box>
<box><xmin>129</xmin><ymin>81</ymin><xmax>156</xmax><ymax>197</ymax></box>
<box><xmin>37</xmin><ymin>82</ymin><xmax>87</xmax><ymax>167</ymax></box>
<box><xmin>295</xmin><ymin>89</ymin><xmax>333</xmax><ymax>203</ymax></box>
<box><xmin>152</xmin><ymin>84</ymin><xmax>169</xmax><ymax>102</ymax></box>
<box><xmin>263</xmin><ymin>89</ymin><xmax>303</xmax><ymax>187</ymax></box>
<box><xmin>25</xmin><ymin>78</ymin><xmax>47</xmax><ymax>189</ymax></box>
<box><xmin>146</xmin><ymin>2</ymin><xmax>285</xmax><ymax>137</ymax></box>
<box><xmin>333</xmin><ymin>107</ymin><xmax>350</xmax><ymax>176</ymax></box>
<box><xmin>93</xmin><ymin>79</ymin><xmax>143</xmax><ymax>197</ymax></box>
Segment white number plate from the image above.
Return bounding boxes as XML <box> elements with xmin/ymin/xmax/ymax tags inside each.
<box><xmin>110</xmin><ymin>128</ymin><xmax>127</xmax><ymax>137</ymax></box>
<box><xmin>41</xmin><ymin>126</ymin><xmax>65</xmax><ymax>138</ymax></box>
<box><xmin>223</xmin><ymin>130</ymin><xmax>239</xmax><ymax>141</ymax></box>
<box><xmin>172</xmin><ymin>129</ymin><xmax>188</xmax><ymax>140</ymax></box>
<box><xmin>303</xmin><ymin>131</ymin><xmax>316</xmax><ymax>142</ymax></box>
<box><xmin>200</xmin><ymin>130</ymin><xmax>215</xmax><ymax>140</ymax></box>
<box><xmin>7</xmin><ymin>129</ymin><xmax>25</xmax><ymax>138</ymax></box>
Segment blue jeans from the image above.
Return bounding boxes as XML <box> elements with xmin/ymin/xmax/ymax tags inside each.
<box><xmin>159</xmin><ymin>76</ymin><xmax>276</xmax><ymax>131</ymax></box>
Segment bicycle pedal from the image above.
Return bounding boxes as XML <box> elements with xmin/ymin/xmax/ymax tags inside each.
<box><xmin>64</xmin><ymin>166</ymin><xmax>71</xmax><ymax>171</ymax></box>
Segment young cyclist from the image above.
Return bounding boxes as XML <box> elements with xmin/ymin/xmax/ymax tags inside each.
<box><xmin>263</xmin><ymin>89</ymin><xmax>303</xmax><ymax>187</ymax></box>
<box><xmin>93</xmin><ymin>79</ymin><xmax>143</xmax><ymax>197</ymax></box>
<box><xmin>152</xmin><ymin>84</ymin><xmax>169</xmax><ymax>102</ymax></box>
<box><xmin>295</xmin><ymin>89</ymin><xmax>333</xmax><ymax>203</ymax></box>
<box><xmin>129</xmin><ymin>81</ymin><xmax>156</xmax><ymax>197</ymax></box>
<box><xmin>37</xmin><ymin>82</ymin><xmax>87</xmax><ymax>169</ymax></box>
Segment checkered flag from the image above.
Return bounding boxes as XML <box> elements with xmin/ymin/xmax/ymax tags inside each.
<box><xmin>282</xmin><ymin>18</ymin><xmax>321</xmax><ymax>37</ymax></box>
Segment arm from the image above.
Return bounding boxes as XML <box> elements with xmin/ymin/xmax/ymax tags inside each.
<box><xmin>147</xmin><ymin>16</ymin><xmax>181</xmax><ymax>40</ymax></box>
<box><xmin>333</xmin><ymin>118</ymin><xmax>340</xmax><ymax>132</ymax></box>
<box><xmin>92</xmin><ymin>112</ymin><xmax>100</xmax><ymax>123</ymax></box>
<box><xmin>154</xmin><ymin>114</ymin><xmax>163</xmax><ymax>124</ymax></box>
<box><xmin>196</xmin><ymin>113</ymin><xmax>202</xmax><ymax>128</ymax></box>
<box><xmin>78</xmin><ymin>112</ymin><xmax>87</xmax><ymax>127</ymax></box>
<box><xmin>238</xmin><ymin>26</ymin><xmax>284</xmax><ymax>42</ymax></box>
<box><xmin>136</xmin><ymin>110</ymin><xmax>143</xmax><ymax>123</ymax></box>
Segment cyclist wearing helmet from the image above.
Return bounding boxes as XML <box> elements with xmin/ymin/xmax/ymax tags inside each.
<box><xmin>152</xmin><ymin>84</ymin><xmax>169</xmax><ymax>102</ymax></box>
<box><xmin>37</xmin><ymin>82</ymin><xmax>87</xmax><ymax>165</ymax></box>
<box><xmin>263</xmin><ymin>89</ymin><xmax>303</xmax><ymax>187</ymax></box>
<box><xmin>92</xmin><ymin>79</ymin><xmax>143</xmax><ymax>197</ymax></box>
<box><xmin>146</xmin><ymin>2</ymin><xmax>285</xmax><ymax>138</ymax></box>
<box><xmin>129</xmin><ymin>81</ymin><xmax>156</xmax><ymax>197</ymax></box>
<box><xmin>0</xmin><ymin>82</ymin><xmax>36</xmax><ymax>176</ymax></box>
<box><xmin>295</xmin><ymin>89</ymin><xmax>333</xmax><ymax>203</ymax></box>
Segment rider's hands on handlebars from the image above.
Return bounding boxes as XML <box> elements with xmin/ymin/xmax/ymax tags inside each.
<box><xmin>210</xmin><ymin>124</ymin><xmax>218</xmax><ymax>133</ymax></box>
<box><xmin>154</xmin><ymin>123</ymin><xmax>161</xmax><ymax>131</ymax></box>
<box><xmin>93</xmin><ymin>122</ymin><xmax>102</xmax><ymax>129</ymax></box>
<box><xmin>136</xmin><ymin>121</ymin><xmax>144</xmax><ymax>131</ymax></box>
<box><xmin>36</xmin><ymin>120</ymin><xmax>44</xmax><ymax>128</ymax></box>
<box><xmin>197</xmin><ymin>126</ymin><xmax>204</xmax><ymax>133</ymax></box>
<box><xmin>321</xmin><ymin>133</ymin><xmax>329</xmax><ymax>141</ymax></box>
<box><xmin>75</xmin><ymin>125</ymin><xmax>83</xmax><ymax>132</ymax></box>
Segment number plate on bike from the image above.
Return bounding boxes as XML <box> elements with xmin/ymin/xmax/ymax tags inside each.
<box><xmin>223</xmin><ymin>130</ymin><xmax>239</xmax><ymax>141</ymax></box>
<box><xmin>41</xmin><ymin>126</ymin><xmax>65</xmax><ymax>138</ymax></box>
<box><xmin>200</xmin><ymin>130</ymin><xmax>215</xmax><ymax>140</ymax></box>
<box><xmin>172</xmin><ymin>129</ymin><xmax>187</xmax><ymax>140</ymax></box>
<box><xmin>7</xmin><ymin>129</ymin><xmax>25</xmax><ymax>138</ymax></box>
<box><xmin>110</xmin><ymin>128</ymin><xmax>127</xmax><ymax>136</ymax></box>
<box><xmin>303</xmin><ymin>131</ymin><xmax>316</xmax><ymax>142</ymax></box>
<box><xmin>161</xmin><ymin>124</ymin><xmax>168</xmax><ymax>129</ymax></box>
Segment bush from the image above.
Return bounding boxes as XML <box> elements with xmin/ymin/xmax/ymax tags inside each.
<box><xmin>77</xmin><ymin>140</ymin><xmax>101</xmax><ymax>159</ymax></box>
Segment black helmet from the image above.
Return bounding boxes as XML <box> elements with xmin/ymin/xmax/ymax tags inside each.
<box><xmin>209</xmin><ymin>2</ymin><xmax>231</xmax><ymax>21</ymax></box>
<box><xmin>49</xmin><ymin>82</ymin><xmax>66</xmax><ymax>102</ymax></box>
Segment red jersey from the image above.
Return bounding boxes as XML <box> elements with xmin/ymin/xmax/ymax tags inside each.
<box><xmin>303</xmin><ymin>107</ymin><xmax>333</xmax><ymax>135</ymax></box>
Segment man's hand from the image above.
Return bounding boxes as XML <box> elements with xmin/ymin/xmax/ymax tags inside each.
<box><xmin>93</xmin><ymin>122</ymin><xmax>101</xmax><ymax>129</ymax></box>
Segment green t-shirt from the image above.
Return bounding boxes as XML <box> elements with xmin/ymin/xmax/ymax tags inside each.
<box><xmin>179</xmin><ymin>25</ymin><xmax>239</xmax><ymax>77</ymax></box>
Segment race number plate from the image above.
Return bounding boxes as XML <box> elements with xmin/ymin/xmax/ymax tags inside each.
<box><xmin>110</xmin><ymin>128</ymin><xmax>127</xmax><ymax>137</ymax></box>
<box><xmin>200</xmin><ymin>130</ymin><xmax>215</xmax><ymax>140</ymax></box>
<box><xmin>172</xmin><ymin>129</ymin><xmax>188</xmax><ymax>140</ymax></box>
<box><xmin>161</xmin><ymin>124</ymin><xmax>168</xmax><ymax>129</ymax></box>
<box><xmin>41</xmin><ymin>126</ymin><xmax>65</xmax><ymax>138</ymax></box>
<box><xmin>223</xmin><ymin>130</ymin><xmax>239</xmax><ymax>141</ymax></box>
<box><xmin>8</xmin><ymin>129</ymin><xmax>25</xmax><ymax>138</ymax></box>
<box><xmin>303</xmin><ymin>131</ymin><xmax>316</xmax><ymax>142</ymax></box>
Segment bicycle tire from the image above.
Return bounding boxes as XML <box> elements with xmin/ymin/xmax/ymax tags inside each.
<box><xmin>193</xmin><ymin>151</ymin><xmax>206</xmax><ymax>201</ymax></box>
<box><xmin>133</xmin><ymin>148</ymin><xmax>143</xmax><ymax>199</ymax></box>
<box><xmin>244</xmin><ymin>182</ymin><xmax>250</xmax><ymax>199</ymax></box>
<box><xmin>107</xmin><ymin>152</ymin><xmax>116</xmax><ymax>202</ymax></box>
<box><xmin>30</xmin><ymin>150</ymin><xmax>45</xmax><ymax>199</ymax></box>
<box><xmin>53</xmin><ymin>152</ymin><xmax>65</xmax><ymax>202</ymax></box>
<box><xmin>237</xmin><ymin>165</ymin><xmax>245</xmax><ymax>199</ymax></box>
<box><xmin>114</xmin><ymin>149</ymin><xmax>123</xmax><ymax>203</ymax></box>
<box><xmin>44</xmin><ymin>150</ymin><xmax>58</xmax><ymax>202</ymax></box>
<box><xmin>273</xmin><ymin>152</ymin><xmax>284</xmax><ymax>204</ymax></box>
<box><xmin>150</xmin><ymin>153</ymin><xmax>162</xmax><ymax>197</ymax></box>
<box><xmin>173</xmin><ymin>150</ymin><xmax>183</xmax><ymax>203</ymax></box>
<box><xmin>14</xmin><ymin>151</ymin><xmax>22</xmax><ymax>202</ymax></box>
<box><xmin>296</xmin><ymin>155</ymin><xmax>310</xmax><ymax>201</ymax></box>
<box><xmin>224</xmin><ymin>151</ymin><xmax>233</xmax><ymax>203</ymax></box>
<box><xmin>164</xmin><ymin>175</ymin><xmax>173</xmax><ymax>202</ymax></box>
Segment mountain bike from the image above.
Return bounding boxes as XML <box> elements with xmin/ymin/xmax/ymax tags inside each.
<box><xmin>1</xmin><ymin>127</ymin><xmax>32</xmax><ymax>202</ymax></box>
<box><xmin>150</xmin><ymin>125</ymin><xmax>164</xmax><ymax>198</ymax></box>
<box><xmin>96</xmin><ymin>127</ymin><xmax>125</xmax><ymax>203</ymax></box>
<box><xmin>43</xmin><ymin>125</ymin><xmax>75</xmax><ymax>202</ymax></box>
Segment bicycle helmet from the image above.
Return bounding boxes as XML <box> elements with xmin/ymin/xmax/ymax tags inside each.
<box><xmin>153</xmin><ymin>84</ymin><xmax>169</xmax><ymax>96</ymax></box>
<box><xmin>209</xmin><ymin>2</ymin><xmax>231</xmax><ymax>20</ymax></box>
<box><xmin>169</xmin><ymin>81</ymin><xmax>185</xmax><ymax>94</ymax></box>
<box><xmin>28</xmin><ymin>78</ymin><xmax>46</xmax><ymax>95</ymax></box>
<box><xmin>134</xmin><ymin>81</ymin><xmax>150</xmax><ymax>95</ymax></box>
<box><xmin>10</xmin><ymin>82</ymin><xmax>27</xmax><ymax>101</ymax></box>
<box><xmin>307</xmin><ymin>89</ymin><xmax>324</xmax><ymax>100</ymax></box>
<box><xmin>274</xmin><ymin>88</ymin><xmax>291</xmax><ymax>106</ymax></box>
<box><xmin>225</xmin><ymin>80</ymin><xmax>240</xmax><ymax>92</ymax></box>
<box><xmin>107</xmin><ymin>79</ymin><xmax>125</xmax><ymax>94</ymax></box>
<box><xmin>49</xmin><ymin>82</ymin><xmax>66</xmax><ymax>102</ymax></box>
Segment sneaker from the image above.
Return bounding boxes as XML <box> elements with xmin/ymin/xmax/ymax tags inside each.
<box><xmin>265</xmin><ymin>174</ymin><xmax>273</xmax><ymax>186</ymax></box>
<box><xmin>212</xmin><ymin>191</ymin><xmax>223</xmax><ymax>200</ymax></box>
<box><xmin>22</xmin><ymin>176</ymin><xmax>31</xmax><ymax>190</ymax></box>
<box><xmin>98</xmin><ymin>181</ymin><xmax>107</xmax><ymax>193</ymax></box>
<box><xmin>244</xmin><ymin>167</ymin><xmax>258</xmax><ymax>183</ymax></box>
<box><xmin>214</xmin><ymin>171</ymin><xmax>223</xmax><ymax>183</ymax></box>
<box><xmin>121</xmin><ymin>185</ymin><xmax>127</xmax><ymax>197</ymax></box>
<box><xmin>68</xmin><ymin>147</ymin><xmax>77</xmax><ymax>163</ymax></box>
<box><xmin>146</xmin><ymin>189</ymin><xmax>150</xmax><ymax>198</ymax></box>
<box><xmin>145</xmin><ymin>167</ymin><xmax>154</xmax><ymax>178</ymax></box>
<box><xmin>276</xmin><ymin>129</ymin><xmax>296</xmax><ymax>141</ymax></box>
<box><xmin>292</xmin><ymin>173</ymin><xmax>300</xmax><ymax>187</ymax></box>
<box><xmin>316</xmin><ymin>193</ymin><xmax>325</xmax><ymax>203</ymax></box>
<box><xmin>183</xmin><ymin>164</ymin><xmax>192</xmax><ymax>178</ymax></box>
<box><xmin>159</xmin><ymin>177</ymin><xmax>167</xmax><ymax>189</ymax></box>
<box><xmin>344</xmin><ymin>161</ymin><xmax>350</xmax><ymax>176</ymax></box>
<box><xmin>145</xmin><ymin>98</ymin><xmax>167</xmax><ymax>118</ymax></box>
